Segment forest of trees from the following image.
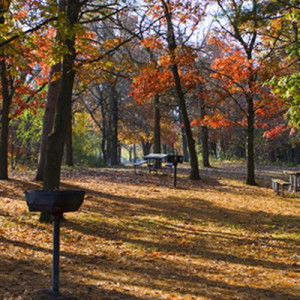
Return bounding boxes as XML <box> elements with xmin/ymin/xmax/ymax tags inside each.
<box><xmin>0</xmin><ymin>0</ymin><xmax>299</xmax><ymax>187</ymax></box>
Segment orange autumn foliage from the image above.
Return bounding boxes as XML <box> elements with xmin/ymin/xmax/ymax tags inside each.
<box><xmin>130</xmin><ymin>47</ymin><xmax>203</xmax><ymax>103</ymax></box>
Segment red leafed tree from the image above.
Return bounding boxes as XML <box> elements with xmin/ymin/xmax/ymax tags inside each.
<box><xmin>192</xmin><ymin>35</ymin><xmax>286</xmax><ymax>184</ymax></box>
<box><xmin>200</xmin><ymin>0</ymin><xmax>289</xmax><ymax>185</ymax></box>
<box><xmin>130</xmin><ymin>0</ymin><xmax>207</xmax><ymax>179</ymax></box>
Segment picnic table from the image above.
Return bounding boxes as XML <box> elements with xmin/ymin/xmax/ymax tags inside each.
<box><xmin>143</xmin><ymin>153</ymin><xmax>183</xmax><ymax>187</ymax></box>
<box><xmin>144</xmin><ymin>153</ymin><xmax>168</xmax><ymax>172</ymax></box>
<box><xmin>283</xmin><ymin>170</ymin><xmax>300</xmax><ymax>192</ymax></box>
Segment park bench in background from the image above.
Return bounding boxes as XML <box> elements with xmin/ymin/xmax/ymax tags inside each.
<box><xmin>271</xmin><ymin>178</ymin><xmax>290</xmax><ymax>195</ymax></box>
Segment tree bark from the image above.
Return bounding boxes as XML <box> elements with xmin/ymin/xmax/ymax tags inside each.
<box><xmin>179</xmin><ymin>112</ymin><xmax>189</xmax><ymax>162</ymax></box>
<box><xmin>0</xmin><ymin>59</ymin><xmax>11</xmax><ymax>180</ymax></box>
<box><xmin>43</xmin><ymin>0</ymin><xmax>80</xmax><ymax>192</ymax></box>
<box><xmin>162</xmin><ymin>0</ymin><xmax>200</xmax><ymax>179</ymax></box>
<box><xmin>153</xmin><ymin>94</ymin><xmax>161</xmax><ymax>168</ymax></box>
<box><xmin>100</xmin><ymin>100</ymin><xmax>108</xmax><ymax>165</ymax></box>
<box><xmin>65</xmin><ymin>113</ymin><xmax>73</xmax><ymax>166</ymax></box>
<box><xmin>142</xmin><ymin>141</ymin><xmax>151</xmax><ymax>156</ymax></box>
<box><xmin>153</xmin><ymin>94</ymin><xmax>161</xmax><ymax>153</ymax></box>
<box><xmin>199</xmin><ymin>97</ymin><xmax>211</xmax><ymax>167</ymax></box>
<box><xmin>0</xmin><ymin>4</ymin><xmax>11</xmax><ymax>180</ymax></box>
<box><xmin>107</xmin><ymin>82</ymin><xmax>119</xmax><ymax>166</ymax></box>
<box><xmin>133</xmin><ymin>144</ymin><xmax>137</xmax><ymax>162</ymax></box>
<box><xmin>35</xmin><ymin>63</ymin><xmax>61</xmax><ymax>180</ymax></box>
<box><xmin>246</xmin><ymin>95</ymin><xmax>256</xmax><ymax>185</ymax></box>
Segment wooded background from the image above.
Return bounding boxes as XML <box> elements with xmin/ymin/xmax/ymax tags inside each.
<box><xmin>0</xmin><ymin>0</ymin><xmax>299</xmax><ymax>187</ymax></box>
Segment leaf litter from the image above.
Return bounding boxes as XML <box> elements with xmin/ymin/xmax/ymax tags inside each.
<box><xmin>0</xmin><ymin>163</ymin><xmax>299</xmax><ymax>299</ymax></box>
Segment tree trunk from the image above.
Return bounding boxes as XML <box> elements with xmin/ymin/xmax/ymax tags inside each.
<box><xmin>162</xmin><ymin>0</ymin><xmax>200</xmax><ymax>179</ymax></box>
<box><xmin>43</xmin><ymin>0</ymin><xmax>80</xmax><ymax>191</ymax></box>
<box><xmin>153</xmin><ymin>94</ymin><xmax>161</xmax><ymax>153</ymax></box>
<box><xmin>246</xmin><ymin>95</ymin><xmax>256</xmax><ymax>185</ymax></box>
<box><xmin>0</xmin><ymin>59</ymin><xmax>11</xmax><ymax>180</ymax></box>
<box><xmin>199</xmin><ymin>98</ymin><xmax>211</xmax><ymax>167</ymax></box>
<box><xmin>109</xmin><ymin>83</ymin><xmax>119</xmax><ymax>165</ymax></box>
<box><xmin>0</xmin><ymin>4</ymin><xmax>11</xmax><ymax>180</ymax></box>
<box><xmin>100</xmin><ymin>102</ymin><xmax>107</xmax><ymax>165</ymax></box>
<box><xmin>153</xmin><ymin>94</ymin><xmax>161</xmax><ymax>168</ymax></box>
<box><xmin>142</xmin><ymin>141</ymin><xmax>151</xmax><ymax>156</ymax></box>
<box><xmin>180</xmin><ymin>113</ymin><xmax>189</xmax><ymax>162</ymax></box>
<box><xmin>65</xmin><ymin>113</ymin><xmax>73</xmax><ymax>166</ymax></box>
<box><xmin>133</xmin><ymin>144</ymin><xmax>137</xmax><ymax>162</ymax></box>
<box><xmin>35</xmin><ymin>63</ymin><xmax>61</xmax><ymax>180</ymax></box>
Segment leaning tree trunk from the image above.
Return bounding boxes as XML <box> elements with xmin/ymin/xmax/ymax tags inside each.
<box><xmin>0</xmin><ymin>3</ymin><xmax>11</xmax><ymax>180</ymax></box>
<box><xmin>162</xmin><ymin>0</ymin><xmax>200</xmax><ymax>179</ymax></box>
<box><xmin>35</xmin><ymin>63</ymin><xmax>61</xmax><ymax>180</ymax></box>
<box><xmin>42</xmin><ymin>0</ymin><xmax>80</xmax><ymax>195</ymax></box>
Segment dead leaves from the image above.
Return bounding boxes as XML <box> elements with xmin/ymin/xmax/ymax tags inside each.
<box><xmin>0</xmin><ymin>165</ymin><xmax>299</xmax><ymax>299</ymax></box>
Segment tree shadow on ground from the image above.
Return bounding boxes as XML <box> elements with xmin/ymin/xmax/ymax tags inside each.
<box><xmin>61</xmin><ymin>181</ymin><xmax>300</xmax><ymax>235</ymax></box>
<box><xmin>0</xmin><ymin>178</ymin><xmax>41</xmax><ymax>200</ymax></box>
<box><xmin>0</xmin><ymin>236</ymin><xmax>299</xmax><ymax>300</ymax></box>
<box><xmin>0</xmin><ymin>251</ymin><xmax>146</xmax><ymax>300</ymax></box>
<box><xmin>2</xmin><ymin>173</ymin><xmax>299</xmax><ymax>299</ymax></box>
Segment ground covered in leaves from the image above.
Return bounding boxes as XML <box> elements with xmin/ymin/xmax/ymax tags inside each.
<box><xmin>0</xmin><ymin>163</ymin><xmax>299</xmax><ymax>299</ymax></box>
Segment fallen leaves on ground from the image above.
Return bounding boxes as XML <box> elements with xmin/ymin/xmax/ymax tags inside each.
<box><xmin>0</xmin><ymin>163</ymin><xmax>299</xmax><ymax>299</ymax></box>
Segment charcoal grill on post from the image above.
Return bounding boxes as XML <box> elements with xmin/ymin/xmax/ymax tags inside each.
<box><xmin>166</xmin><ymin>155</ymin><xmax>183</xmax><ymax>187</ymax></box>
<box><xmin>25</xmin><ymin>190</ymin><xmax>85</xmax><ymax>297</ymax></box>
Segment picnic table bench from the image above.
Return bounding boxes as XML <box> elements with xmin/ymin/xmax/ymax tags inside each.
<box><xmin>133</xmin><ymin>160</ymin><xmax>147</xmax><ymax>174</ymax></box>
<box><xmin>271</xmin><ymin>178</ymin><xmax>290</xmax><ymax>195</ymax></box>
<box><xmin>283</xmin><ymin>170</ymin><xmax>300</xmax><ymax>192</ymax></box>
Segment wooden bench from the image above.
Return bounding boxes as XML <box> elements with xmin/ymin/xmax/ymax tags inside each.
<box><xmin>271</xmin><ymin>178</ymin><xmax>290</xmax><ymax>195</ymax></box>
<box><xmin>133</xmin><ymin>160</ymin><xmax>147</xmax><ymax>174</ymax></box>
